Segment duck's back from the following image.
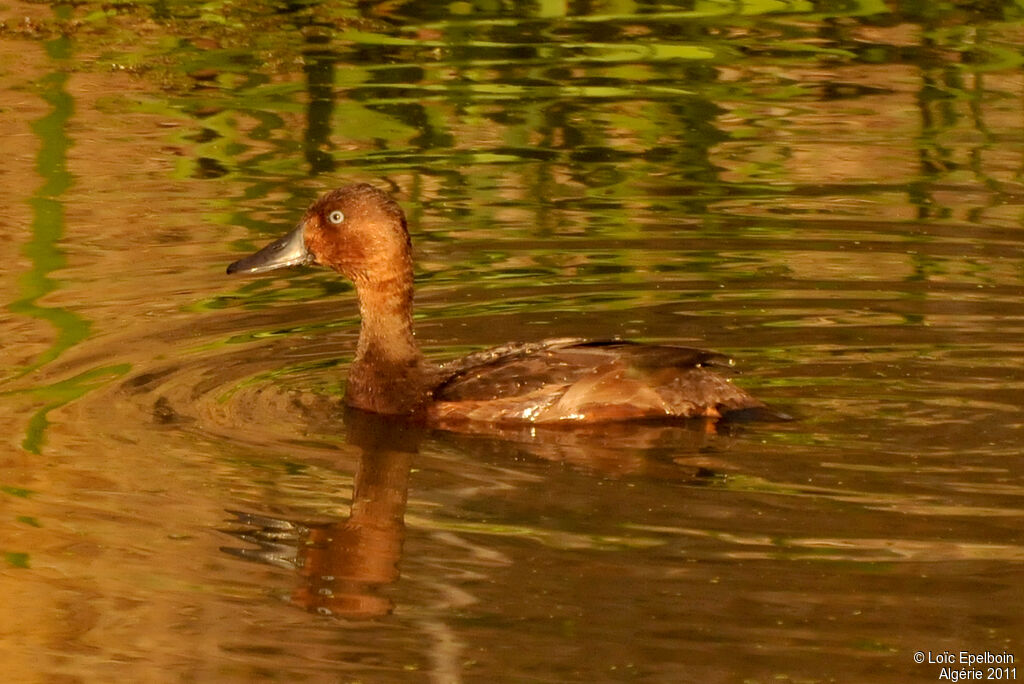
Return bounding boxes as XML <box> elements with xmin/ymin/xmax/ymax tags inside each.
<box><xmin>427</xmin><ymin>339</ymin><xmax>765</xmax><ymax>427</ymax></box>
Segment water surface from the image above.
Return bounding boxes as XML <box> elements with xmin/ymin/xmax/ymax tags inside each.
<box><xmin>1</xmin><ymin>1</ymin><xmax>1022</xmax><ymax>682</ymax></box>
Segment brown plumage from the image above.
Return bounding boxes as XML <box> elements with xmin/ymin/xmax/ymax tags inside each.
<box><xmin>227</xmin><ymin>183</ymin><xmax>772</xmax><ymax>427</ymax></box>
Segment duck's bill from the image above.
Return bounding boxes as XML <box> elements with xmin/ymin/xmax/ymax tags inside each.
<box><xmin>226</xmin><ymin>224</ymin><xmax>312</xmax><ymax>275</ymax></box>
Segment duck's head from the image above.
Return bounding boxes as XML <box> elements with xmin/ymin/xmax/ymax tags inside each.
<box><xmin>226</xmin><ymin>183</ymin><xmax>412</xmax><ymax>288</ymax></box>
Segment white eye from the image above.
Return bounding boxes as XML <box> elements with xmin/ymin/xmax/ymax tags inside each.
<box><xmin>328</xmin><ymin>210</ymin><xmax>345</xmax><ymax>224</ymax></box>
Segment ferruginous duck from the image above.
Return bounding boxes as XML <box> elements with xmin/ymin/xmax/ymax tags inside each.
<box><xmin>227</xmin><ymin>183</ymin><xmax>772</xmax><ymax>427</ymax></box>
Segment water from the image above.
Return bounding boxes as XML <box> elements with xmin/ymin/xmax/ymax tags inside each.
<box><xmin>1</xmin><ymin>1</ymin><xmax>1022</xmax><ymax>681</ymax></box>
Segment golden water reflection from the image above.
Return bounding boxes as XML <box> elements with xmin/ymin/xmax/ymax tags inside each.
<box><xmin>2</xmin><ymin>0</ymin><xmax>1023</xmax><ymax>681</ymax></box>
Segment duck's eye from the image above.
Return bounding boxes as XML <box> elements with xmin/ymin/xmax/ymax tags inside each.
<box><xmin>328</xmin><ymin>210</ymin><xmax>345</xmax><ymax>224</ymax></box>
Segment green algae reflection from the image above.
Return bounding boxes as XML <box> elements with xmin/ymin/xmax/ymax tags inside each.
<box><xmin>6</xmin><ymin>33</ymin><xmax>91</xmax><ymax>383</ymax></box>
<box><xmin>4</xmin><ymin>23</ymin><xmax>126</xmax><ymax>455</ymax></box>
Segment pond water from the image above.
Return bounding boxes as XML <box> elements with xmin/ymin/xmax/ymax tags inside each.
<box><xmin>1</xmin><ymin>0</ymin><xmax>1022</xmax><ymax>681</ymax></box>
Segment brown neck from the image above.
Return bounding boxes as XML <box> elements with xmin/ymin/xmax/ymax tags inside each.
<box><xmin>354</xmin><ymin>275</ymin><xmax>420</xmax><ymax>358</ymax></box>
<box><xmin>345</xmin><ymin>276</ymin><xmax>431</xmax><ymax>415</ymax></box>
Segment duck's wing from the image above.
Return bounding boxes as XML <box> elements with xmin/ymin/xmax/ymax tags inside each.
<box><xmin>434</xmin><ymin>337</ymin><xmax>588</xmax><ymax>383</ymax></box>
<box><xmin>434</xmin><ymin>339</ymin><xmax>735</xmax><ymax>398</ymax></box>
<box><xmin>430</xmin><ymin>339</ymin><xmax>763</xmax><ymax>426</ymax></box>
<box><xmin>567</xmin><ymin>339</ymin><xmax>736</xmax><ymax>370</ymax></box>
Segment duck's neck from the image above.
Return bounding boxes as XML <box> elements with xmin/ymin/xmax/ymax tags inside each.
<box><xmin>346</xmin><ymin>277</ymin><xmax>431</xmax><ymax>415</ymax></box>
<box><xmin>354</xmin><ymin>277</ymin><xmax>420</xmax><ymax>360</ymax></box>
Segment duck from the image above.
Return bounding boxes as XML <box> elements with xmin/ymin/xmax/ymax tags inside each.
<box><xmin>227</xmin><ymin>183</ymin><xmax>772</xmax><ymax>428</ymax></box>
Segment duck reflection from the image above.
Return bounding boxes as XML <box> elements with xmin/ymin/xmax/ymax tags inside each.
<box><xmin>220</xmin><ymin>399</ymin><xmax>761</xmax><ymax>619</ymax></box>
<box><xmin>221</xmin><ymin>409</ymin><xmax>423</xmax><ymax>619</ymax></box>
<box><xmin>434</xmin><ymin>416</ymin><xmax>752</xmax><ymax>479</ymax></box>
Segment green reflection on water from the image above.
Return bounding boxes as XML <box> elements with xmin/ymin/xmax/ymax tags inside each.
<box><xmin>12</xmin><ymin>364</ymin><xmax>132</xmax><ymax>455</ymax></box>
<box><xmin>3</xmin><ymin>552</ymin><xmax>30</xmax><ymax>569</ymax></box>
<box><xmin>405</xmin><ymin>514</ymin><xmax>665</xmax><ymax>551</ymax></box>
<box><xmin>6</xmin><ymin>31</ymin><xmax>90</xmax><ymax>382</ymax></box>
<box><xmin>0</xmin><ymin>485</ymin><xmax>33</xmax><ymax>498</ymax></box>
<box><xmin>4</xmin><ymin>20</ymin><xmax>129</xmax><ymax>455</ymax></box>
